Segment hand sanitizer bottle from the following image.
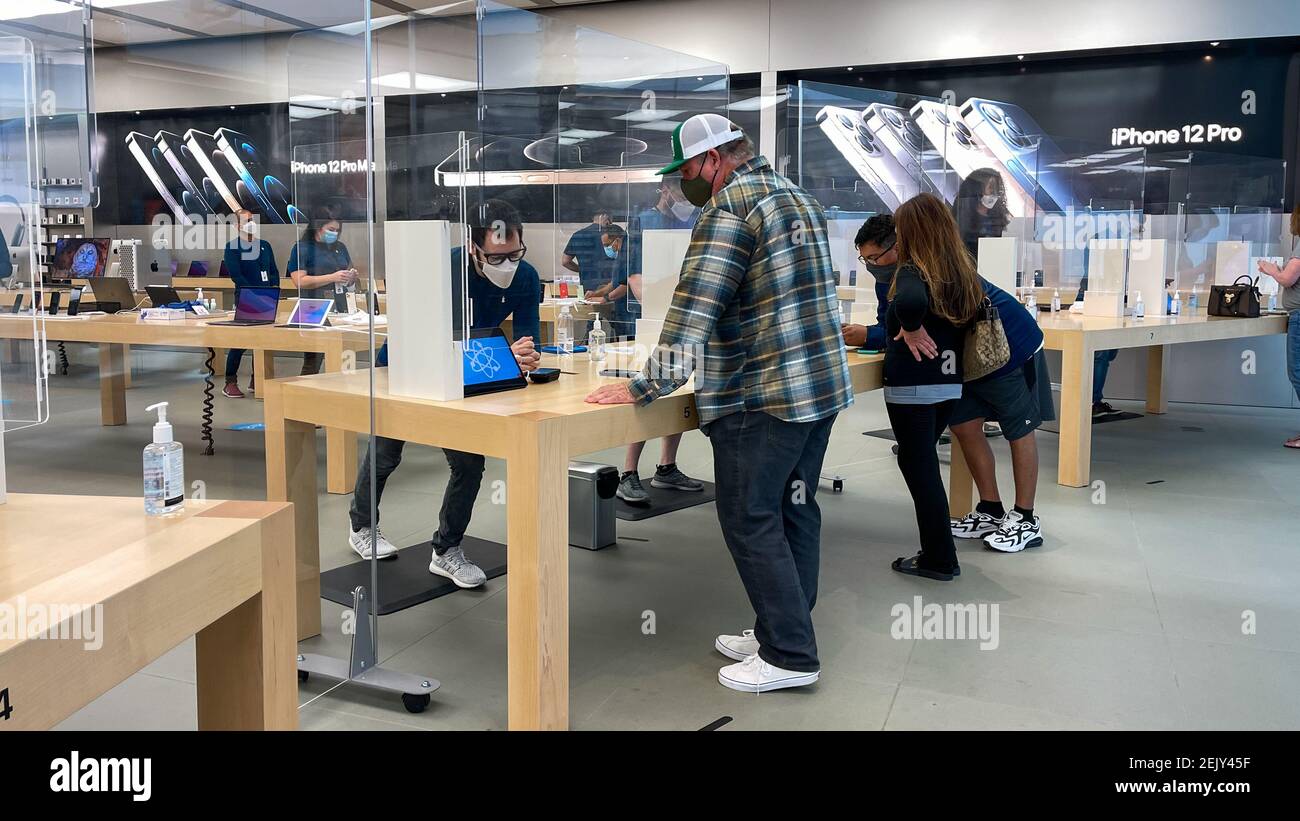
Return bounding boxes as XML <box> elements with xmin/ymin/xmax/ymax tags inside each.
<box><xmin>196</xmin><ymin>287</ymin><xmax>204</xmax><ymax>307</ymax></box>
<box><xmin>1050</xmin><ymin>288</ymin><xmax>1061</xmax><ymax>313</ymax></box>
<box><xmin>1188</xmin><ymin>289</ymin><xmax>1199</xmax><ymax>312</ymax></box>
<box><xmin>144</xmin><ymin>401</ymin><xmax>185</xmax><ymax>516</ymax></box>
<box><xmin>1133</xmin><ymin>290</ymin><xmax>1145</xmax><ymax>319</ymax></box>
<box><xmin>588</xmin><ymin>313</ymin><xmax>607</xmax><ymax>362</ymax></box>
<box><xmin>557</xmin><ymin>304</ymin><xmax>574</xmax><ymax>356</ymax></box>
<box><xmin>1170</xmin><ymin>290</ymin><xmax>1181</xmax><ymax>316</ymax></box>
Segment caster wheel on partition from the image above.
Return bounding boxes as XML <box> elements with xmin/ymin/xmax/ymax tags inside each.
<box><xmin>402</xmin><ymin>693</ymin><xmax>431</xmax><ymax>714</ymax></box>
<box><xmin>297</xmin><ymin>670</ymin><xmax>309</xmax><ymax>683</ymax></box>
<box><xmin>832</xmin><ymin>479</ymin><xmax>844</xmax><ymax>494</ymax></box>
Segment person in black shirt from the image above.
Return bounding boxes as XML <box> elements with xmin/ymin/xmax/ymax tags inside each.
<box><xmin>221</xmin><ymin>209</ymin><xmax>279</xmax><ymax>398</ymax></box>
<box><xmin>287</xmin><ymin>207</ymin><xmax>358</xmax><ymax>375</ymax></box>
<box><xmin>953</xmin><ymin>168</ymin><xmax>1012</xmax><ymax>260</ymax></box>
<box><xmin>884</xmin><ymin>193</ymin><xmax>985</xmax><ymax>581</ymax></box>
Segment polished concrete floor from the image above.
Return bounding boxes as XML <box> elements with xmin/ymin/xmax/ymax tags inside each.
<box><xmin>9</xmin><ymin>345</ymin><xmax>1298</xmax><ymax>731</ymax></box>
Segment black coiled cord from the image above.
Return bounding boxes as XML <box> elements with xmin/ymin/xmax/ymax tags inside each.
<box><xmin>201</xmin><ymin>347</ymin><xmax>215</xmax><ymax>456</ymax></box>
<box><xmin>57</xmin><ymin>341</ymin><xmax>68</xmax><ymax>375</ymax></box>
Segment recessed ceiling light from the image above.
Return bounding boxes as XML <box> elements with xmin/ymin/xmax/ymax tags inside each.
<box><xmin>1203</xmin><ymin>55</ymin><xmax>1213</xmax><ymax>61</ymax></box>
<box><xmin>1017</xmin><ymin>54</ymin><xmax>1025</xmax><ymax>60</ymax></box>
<box><xmin>846</xmin><ymin>66</ymin><xmax>854</xmax><ymax>71</ymax></box>
<box><xmin>1210</xmin><ymin>41</ymin><xmax>1220</xmax><ymax>46</ymax></box>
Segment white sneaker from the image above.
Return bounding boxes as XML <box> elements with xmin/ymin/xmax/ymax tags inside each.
<box><xmin>429</xmin><ymin>544</ymin><xmax>487</xmax><ymax>588</ymax></box>
<box><xmin>950</xmin><ymin>510</ymin><xmax>1003</xmax><ymax>539</ymax></box>
<box><xmin>715</xmin><ymin>629</ymin><xmax>760</xmax><ymax>661</ymax></box>
<box><xmin>349</xmin><ymin>526</ymin><xmax>398</xmax><ymax>560</ymax></box>
<box><xmin>718</xmin><ymin>653</ymin><xmax>819</xmax><ymax>693</ymax></box>
<box><xmin>983</xmin><ymin>510</ymin><xmax>1044</xmax><ymax>553</ymax></box>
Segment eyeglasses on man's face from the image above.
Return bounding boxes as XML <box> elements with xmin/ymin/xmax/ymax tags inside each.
<box><xmin>478</xmin><ymin>245</ymin><xmax>527</xmax><ymax>266</ymax></box>
<box><xmin>858</xmin><ymin>236</ymin><xmax>896</xmax><ymax>265</ymax></box>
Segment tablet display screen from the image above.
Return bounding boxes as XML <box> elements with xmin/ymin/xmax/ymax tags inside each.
<box><xmin>462</xmin><ymin>333</ymin><xmax>523</xmax><ymax>388</ymax></box>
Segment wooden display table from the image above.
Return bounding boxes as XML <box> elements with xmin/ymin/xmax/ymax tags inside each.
<box><xmin>0</xmin><ymin>494</ymin><xmax>297</xmax><ymax>730</ymax></box>
<box><xmin>262</xmin><ymin>350</ymin><xmax>883</xmax><ymax>729</ymax></box>
<box><xmin>0</xmin><ymin>312</ymin><xmax>379</xmax><ymax>494</ymax></box>
<box><xmin>947</xmin><ymin>311</ymin><xmax>1288</xmax><ymax>515</ymax></box>
<box><xmin>172</xmin><ymin>276</ymin><xmax>385</xmax><ymax>309</ymax></box>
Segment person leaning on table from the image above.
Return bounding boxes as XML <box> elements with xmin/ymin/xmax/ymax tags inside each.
<box><xmin>220</xmin><ymin>209</ymin><xmax>279</xmax><ymax>399</ymax></box>
<box><xmin>348</xmin><ymin>199</ymin><xmax>541</xmax><ymax>589</ymax></box>
<box><xmin>1256</xmin><ymin>203</ymin><xmax>1300</xmax><ymax>449</ymax></box>
<box><xmin>287</xmin><ymin>206</ymin><xmax>358</xmax><ymax>375</ymax></box>
<box><xmin>585</xmin><ymin>114</ymin><xmax>852</xmax><ymax>695</ymax></box>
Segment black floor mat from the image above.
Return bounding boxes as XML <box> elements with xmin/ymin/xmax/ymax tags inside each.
<box><xmin>319</xmin><ymin>536</ymin><xmax>507</xmax><ymax>615</ymax></box>
<box><xmin>616</xmin><ymin>481</ymin><xmax>717</xmax><ymax>521</ymax></box>
<box><xmin>1041</xmin><ymin>410</ymin><xmax>1142</xmax><ymax>434</ymax></box>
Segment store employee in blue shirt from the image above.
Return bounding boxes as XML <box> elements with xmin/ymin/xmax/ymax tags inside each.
<box><xmin>561</xmin><ymin>208</ymin><xmax>613</xmax><ymax>293</ymax></box>
<box><xmin>288</xmin><ymin>208</ymin><xmax>358</xmax><ymax>375</ymax></box>
<box><xmin>221</xmin><ymin>209</ymin><xmax>279</xmax><ymax>399</ymax></box>
<box><xmin>351</xmin><ymin>200</ymin><xmax>541</xmax><ymax>589</ymax></box>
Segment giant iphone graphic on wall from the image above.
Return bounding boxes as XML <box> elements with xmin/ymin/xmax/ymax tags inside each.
<box><xmin>815</xmin><ymin>105</ymin><xmax>916</xmax><ymax>211</ymax></box>
<box><xmin>183</xmin><ymin>129</ymin><xmax>244</xmax><ymax>214</ymax></box>
<box><xmin>215</xmin><ymin>128</ymin><xmax>288</xmax><ymax>223</ymax></box>
<box><xmin>960</xmin><ymin>98</ymin><xmax>1070</xmax><ymax>213</ymax></box>
<box><xmin>125</xmin><ymin>131</ymin><xmax>192</xmax><ymax>225</ymax></box>
<box><xmin>861</xmin><ymin>103</ymin><xmax>929</xmax><ymax>200</ymax></box>
<box><xmin>155</xmin><ymin>130</ymin><xmax>215</xmax><ymax>218</ymax></box>
<box><xmin>910</xmin><ymin>100</ymin><xmax>1034</xmax><ymax>218</ymax></box>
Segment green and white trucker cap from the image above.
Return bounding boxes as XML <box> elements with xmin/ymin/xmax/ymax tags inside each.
<box><xmin>656</xmin><ymin>113</ymin><xmax>745</xmax><ymax>175</ymax></box>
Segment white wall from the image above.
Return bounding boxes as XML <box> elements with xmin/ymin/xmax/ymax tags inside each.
<box><xmin>539</xmin><ymin>0</ymin><xmax>1300</xmax><ymax>75</ymax></box>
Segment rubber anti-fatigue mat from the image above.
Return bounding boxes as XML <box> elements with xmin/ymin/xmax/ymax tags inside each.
<box><xmin>319</xmin><ymin>536</ymin><xmax>506</xmax><ymax>615</ymax></box>
<box><xmin>615</xmin><ymin>481</ymin><xmax>717</xmax><ymax>522</ymax></box>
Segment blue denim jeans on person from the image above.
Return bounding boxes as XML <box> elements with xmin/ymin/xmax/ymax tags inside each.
<box><xmin>1093</xmin><ymin>349</ymin><xmax>1119</xmax><ymax>403</ymax></box>
<box><xmin>1287</xmin><ymin>311</ymin><xmax>1300</xmax><ymax>405</ymax></box>
<box><xmin>703</xmin><ymin>410</ymin><xmax>837</xmax><ymax>673</ymax></box>
<box><xmin>348</xmin><ymin>436</ymin><xmax>485</xmax><ymax>554</ymax></box>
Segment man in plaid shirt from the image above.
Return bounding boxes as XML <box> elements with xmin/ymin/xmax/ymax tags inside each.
<box><xmin>587</xmin><ymin>114</ymin><xmax>852</xmax><ymax>693</ymax></box>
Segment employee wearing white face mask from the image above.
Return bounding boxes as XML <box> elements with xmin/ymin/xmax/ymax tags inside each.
<box><xmin>288</xmin><ymin>207</ymin><xmax>359</xmax><ymax>375</ymax></box>
<box><xmin>953</xmin><ymin>168</ymin><xmax>1012</xmax><ymax>260</ymax></box>
<box><xmin>221</xmin><ymin>209</ymin><xmax>280</xmax><ymax>398</ymax></box>
<box><xmin>353</xmin><ymin>200</ymin><xmax>541</xmax><ymax>584</ymax></box>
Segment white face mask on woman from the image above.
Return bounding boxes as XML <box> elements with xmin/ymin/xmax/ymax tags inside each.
<box><xmin>980</xmin><ymin>194</ymin><xmax>1000</xmax><ymax>210</ymax></box>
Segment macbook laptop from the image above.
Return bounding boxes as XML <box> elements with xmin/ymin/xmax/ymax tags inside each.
<box><xmin>276</xmin><ymin>298</ymin><xmax>332</xmax><ymax>329</ymax></box>
<box><xmin>186</xmin><ymin>260</ymin><xmax>209</xmax><ymax>277</ymax></box>
<box><xmin>207</xmin><ymin>286</ymin><xmax>279</xmax><ymax>326</ymax></box>
<box><xmin>462</xmin><ymin>327</ymin><xmax>528</xmax><ymax>397</ymax></box>
<box><xmin>87</xmin><ymin>277</ymin><xmax>136</xmax><ymax>313</ymax></box>
<box><xmin>145</xmin><ymin>285</ymin><xmax>183</xmax><ymax>307</ymax></box>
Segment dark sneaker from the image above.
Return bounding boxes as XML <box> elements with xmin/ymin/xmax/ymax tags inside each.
<box><xmin>983</xmin><ymin>510</ymin><xmax>1044</xmax><ymax>553</ymax></box>
<box><xmin>651</xmin><ymin>463</ymin><xmax>703</xmax><ymax>492</ymax></box>
<box><xmin>950</xmin><ymin>510</ymin><xmax>1003</xmax><ymax>539</ymax></box>
<box><xmin>1092</xmin><ymin>400</ymin><xmax>1118</xmax><ymax>417</ymax></box>
<box><xmin>617</xmin><ymin>470</ymin><xmax>651</xmax><ymax>505</ymax></box>
<box><xmin>222</xmin><ymin>382</ymin><xmax>245</xmax><ymax>399</ymax></box>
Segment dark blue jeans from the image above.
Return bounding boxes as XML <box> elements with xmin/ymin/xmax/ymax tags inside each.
<box><xmin>704</xmin><ymin>410</ymin><xmax>836</xmax><ymax>673</ymax></box>
<box><xmin>225</xmin><ymin>348</ymin><xmax>245</xmax><ymax>381</ymax></box>
<box><xmin>349</xmin><ymin>436</ymin><xmax>486</xmax><ymax>554</ymax></box>
<box><xmin>1093</xmin><ymin>349</ymin><xmax>1119</xmax><ymax>403</ymax></box>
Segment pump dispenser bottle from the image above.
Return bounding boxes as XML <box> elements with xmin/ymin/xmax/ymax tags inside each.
<box><xmin>144</xmin><ymin>401</ymin><xmax>185</xmax><ymax>516</ymax></box>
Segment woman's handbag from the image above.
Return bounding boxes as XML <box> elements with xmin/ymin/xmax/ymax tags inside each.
<box><xmin>1208</xmin><ymin>275</ymin><xmax>1261</xmax><ymax>318</ymax></box>
<box><xmin>963</xmin><ymin>297</ymin><xmax>1011</xmax><ymax>382</ymax></box>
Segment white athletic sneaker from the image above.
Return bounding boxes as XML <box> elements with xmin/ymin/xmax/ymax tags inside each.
<box><xmin>950</xmin><ymin>510</ymin><xmax>1004</xmax><ymax>539</ymax></box>
<box><xmin>983</xmin><ymin>510</ymin><xmax>1044</xmax><ymax>553</ymax></box>
<box><xmin>349</xmin><ymin>526</ymin><xmax>398</xmax><ymax>560</ymax></box>
<box><xmin>718</xmin><ymin>653</ymin><xmax>819</xmax><ymax>693</ymax></box>
<box><xmin>715</xmin><ymin>629</ymin><xmax>760</xmax><ymax>661</ymax></box>
<box><xmin>429</xmin><ymin>544</ymin><xmax>487</xmax><ymax>588</ymax></box>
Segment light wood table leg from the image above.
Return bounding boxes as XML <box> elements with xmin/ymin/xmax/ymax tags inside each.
<box><xmin>324</xmin><ymin>341</ymin><xmax>357</xmax><ymax>495</ymax></box>
<box><xmin>195</xmin><ymin>503</ymin><xmax>298</xmax><ymax>729</ymax></box>
<box><xmin>98</xmin><ymin>342</ymin><xmax>127</xmax><ymax>426</ymax></box>
<box><xmin>122</xmin><ymin>344</ymin><xmax>132</xmax><ymax>388</ymax></box>
<box><xmin>1057</xmin><ymin>333</ymin><xmax>1094</xmax><ymax>488</ymax></box>
<box><xmin>506</xmin><ymin>415</ymin><xmax>569</xmax><ymax>730</ymax></box>
<box><xmin>1145</xmin><ymin>344</ymin><xmax>1169</xmax><ymax>414</ymax></box>
<box><xmin>252</xmin><ymin>349</ymin><xmax>274</xmax><ymax>399</ymax></box>
<box><xmin>948</xmin><ymin>432</ymin><xmax>975</xmax><ymax>518</ymax></box>
<box><xmin>264</xmin><ymin>381</ymin><xmax>323</xmax><ymax>641</ymax></box>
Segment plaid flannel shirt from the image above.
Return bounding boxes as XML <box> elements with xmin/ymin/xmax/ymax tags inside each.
<box><xmin>628</xmin><ymin>156</ymin><xmax>853</xmax><ymax>425</ymax></box>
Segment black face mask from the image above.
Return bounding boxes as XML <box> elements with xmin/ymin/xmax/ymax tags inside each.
<box><xmin>864</xmin><ymin>262</ymin><xmax>896</xmax><ymax>284</ymax></box>
<box><xmin>679</xmin><ymin>155</ymin><xmax>719</xmax><ymax>207</ymax></box>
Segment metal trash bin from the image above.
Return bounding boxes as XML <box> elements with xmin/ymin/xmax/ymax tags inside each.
<box><xmin>569</xmin><ymin>461</ymin><xmax>619</xmax><ymax>550</ymax></box>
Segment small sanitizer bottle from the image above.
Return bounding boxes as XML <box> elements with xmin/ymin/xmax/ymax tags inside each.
<box><xmin>144</xmin><ymin>401</ymin><xmax>185</xmax><ymax>516</ymax></box>
<box><xmin>1133</xmin><ymin>290</ymin><xmax>1145</xmax><ymax>319</ymax></box>
<box><xmin>1170</xmin><ymin>290</ymin><xmax>1181</xmax><ymax>316</ymax></box>
<box><xmin>1051</xmin><ymin>288</ymin><xmax>1061</xmax><ymax>313</ymax></box>
<box><xmin>588</xmin><ymin>313</ymin><xmax>607</xmax><ymax>362</ymax></box>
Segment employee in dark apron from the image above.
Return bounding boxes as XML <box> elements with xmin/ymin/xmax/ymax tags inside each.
<box><xmin>287</xmin><ymin>207</ymin><xmax>358</xmax><ymax>374</ymax></box>
<box><xmin>221</xmin><ymin>209</ymin><xmax>280</xmax><ymax>398</ymax></box>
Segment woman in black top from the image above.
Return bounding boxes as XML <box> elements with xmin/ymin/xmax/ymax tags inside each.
<box><xmin>884</xmin><ymin>193</ymin><xmax>985</xmax><ymax>580</ymax></box>
<box><xmin>953</xmin><ymin>167</ymin><xmax>1012</xmax><ymax>260</ymax></box>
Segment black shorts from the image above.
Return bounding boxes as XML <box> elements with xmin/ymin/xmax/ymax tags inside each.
<box><xmin>951</xmin><ymin>349</ymin><xmax>1055</xmax><ymax>441</ymax></box>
